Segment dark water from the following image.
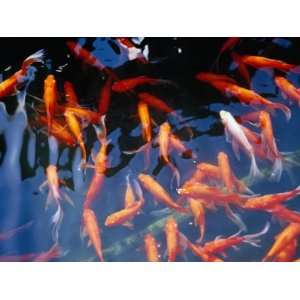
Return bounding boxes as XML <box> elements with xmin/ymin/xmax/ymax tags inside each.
<box><xmin>0</xmin><ymin>37</ymin><xmax>300</xmax><ymax>261</ymax></box>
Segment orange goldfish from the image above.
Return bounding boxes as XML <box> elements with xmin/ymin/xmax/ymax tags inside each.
<box><xmin>124</xmin><ymin>175</ymin><xmax>136</xmax><ymax>208</ymax></box>
<box><xmin>43</xmin><ymin>74</ymin><xmax>58</xmax><ymax>131</ymax></box>
<box><xmin>195</xmin><ymin>72</ymin><xmax>236</xmax><ymax>84</ymax></box>
<box><xmin>138</xmin><ymin>174</ymin><xmax>187</xmax><ymax>213</ymax></box>
<box><xmin>105</xmin><ymin>182</ymin><xmax>144</xmax><ymax>228</ymax></box>
<box><xmin>240</xmin><ymin>55</ymin><xmax>296</xmax><ymax>72</ymax></box>
<box><xmin>165</xmin><ymin>217</ymin><xmax>181</xmax><ymax>262</ymax></box>
<box><xmin>267</xmin><ymin>205</ymin><xmax>300</xmax><ymax>224</ymax></box>
<box><xmin>64</xmin><ymin>81</ymin><xmax>79</xmax><ymax>106</ymax></box>
<box><xmin>188</xmin><ymin>198</ymin><xmax>206</xmax><ymax>243</ymax></box>
<box><xmin>112</xmin><ymin>76</ymin><xmax>172</xmax><ymax>93</ymax></box>
<box><xmin>83</xmin><ymin>139</ymin><xmax>109</xmax><ymax>209</ymax></box>
<box><xmin>37</xmin><ymin>115</ymin><xmax>77</xmax><ymax>147</ymax></box>
<box><xmin>138</xmin><ymin>92</ymin><xmax>176</xmax><ymax>116</ymax></box>
<box><xmin>82</xmin><ymin>208</ymin><xmax>104</xmax><ymax>262</ymax></box>
<box><xmin>67</xmin><ymin>41</ymin><xmax>117</xmax><ymax>79</ymax></box>
<box><xmin>64</xmin><ymin>110</ymin><xmax>87</xmax><ymax>165</ymax></box>
<box><xmin>243</xmin><ymin>185</ymin><xmax>300</xmax><ymax>210</ymax></box>
<box><xmin>203</xmin><ymin>223</ymin><xmax>270</xmax><ymax>255</ymax></box>
<box><xmin>259</xmin><ymin>111</ymin><xmax>283</xmax><ymax>180</ymax></box>
<box><xmin>178</xmin><ymin>233</ymin><xmax>223</xmax><ymax>262</ymax></box>
<box><xmin>217</xmin><ymin>151</ymin><xmax>235</xmax><ymax>192</ymax></box>
<box><xmin>263</xmin><ymin>223</ymin><xmax>300</xmax><ymax>261</ymax></box>
<box><xmin>0</xmin><ymin>49</ymin><xmax>44</xmax><ymax>100</ymax></box>
<box><xmin>158</xmin><ymin>121</ymin><xmax>180</xmax><ymax>186</ymax></box>
<box><xmin>144</xmin><ymin>233</ymin><xmax>160</xmax><ymax>262</ymax></box>
<box><xmin>64</xmin><ymin>106</ymin><xmax>100</xmax><ymax>125</ymax></box>
<box><xmin>275</xmin><ymin>76</ymin><xmax>300</xmax><ymax>107</ymax></box>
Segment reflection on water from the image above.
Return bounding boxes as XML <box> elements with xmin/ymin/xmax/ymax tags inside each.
<box><xmin>0</xmin><ymin>37</ymin><xmax>300</xmax><ymax>261</ymax></box>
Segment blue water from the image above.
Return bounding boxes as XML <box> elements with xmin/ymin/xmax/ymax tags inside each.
<box><xmin>0</xmin><ymin>37</ymin><xmax>300</xmax><ymax>261</ymax></box>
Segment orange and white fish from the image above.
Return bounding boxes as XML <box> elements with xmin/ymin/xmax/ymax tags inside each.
<box><xmin>240</xmin><ymin>55</ymin><xmax>296</xmax><ymax>72</ymax></box>
<box><xmin>0</xmin><ymin>49</ymin><xmax>44</xmax><ymax>100</ymax></box>
<box><xmin>272</xmin><ymin>239</ymin><xmax>297</xmax><ymax>262</ymax></box>
<box><xmin>188</xmin><ymin>198</ymin><xmax>206</xmax><ymax>243</ymax></box>
<box><xmin>275</xmin><ymin>76</ymin><xmax>300</xmax><ymax>107</ymax></box>
<box><xmin>64</xmin><ymin>110</ymin><xmax>87</xmax><ymax>166</ymax></box>
<box><xmin>259</xmin><ymin>111</ymin><xmax>283</xmax><ymax>180</ymax></box>
<box><xmin>43</xmin><ymin>74</ymin><xmax>58</xmax><ymax>132</ymax></box>
<box><xmin>138</xmin><ymin>174</ymin><xmax>187</xmax><ymax>213</ymax></box>
<box><xmin>82</xmin><ymin>208</ymin><xmax>104</xmax><ymax>262</ymax></box>
<box><xmin>165</xmin><ymin>217</ymin><xmax>181</xmax><ymax>262</ymax></box>
<box><xmin>203</xmin><ymin>223</ymin><xmax>270</xmax><ymax>256</ymax></box>
<box><xmin>112</xmin><ymin>76</ymin><xmax>173</xmax><ymax>93</ymax></box>
<box><xmin>263</xmin><ymin>223</ymin><xmax>300</xmax><ymax>261</ymax></box>
<box><xmin>220</xmin><ymin>110</ymin><xmax>262</xmax><ymax>182</ymax></box>
<box><xmin>243</xmin><ymin>185</ymin><xmax>300</xmax><ymax>210</ymax></box>
<box><xmin>144</xmin><ymin>233</ymin><xmax>160</xmax><ymax>262</ymax></box>
<box><xmin>64</xmin><ymin>81</ymin><xmax>79</xmax><ymax>106</ymax></box>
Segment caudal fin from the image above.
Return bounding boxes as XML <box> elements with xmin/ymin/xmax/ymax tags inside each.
<box><xmin>270</xmin><ymin>157</ymin><xmax>283</xmax><ymax>182</ymax></box>
<box><xmin>271</xmin><ymin>103</ymin><xmax>291</xmax><ymax>121</ymax></box>
<box><xmin>248</xmin><ymin>155</ymin><xmax>263</xmax><ymax>184</ymax></box>
<box><xmin>243</xmin><ymin>222</ymin><xmax>270</xmax><ymax>247</ymax></box>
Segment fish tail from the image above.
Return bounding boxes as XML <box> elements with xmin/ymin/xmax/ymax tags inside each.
<box><xmin>224</xmin><ymin>204</ymin><xmax>247</xmax><ymax>233</ymax></box>
<box><xmin>270</xmin><ymin>103</ymin><xmax>291</xmax><ymax>121</ymax></box>
<box><xmin>123</xmin><ymin>142</ymin><xmax>150</xmax><ymax>155</ymax></box>
<box><xmin>51</xmin><ymin>203</ymin><xmax>64</xmax><ymax>242</ymax></box>
<box><xmin>249</xmin><ymin>154</ymin><xmax>263</xmax><ymax>183</ymax></box>
<box><xmin>270</xmin><ymin>156</ymin><xmax>283</xmax><ymax>182</ymax></box>
<box><xmin>243</xmin><ymin>222</ymin><xmax>270</xmax><ymax>247</ymax></box>
<box><xmin>169</xmin><ymin>161</ymin><xmax>181</xmax><ymax>189</ymax></box>
<box><xmin>22</xmin><ymin>49</ymin><xmax>45</xmax><ymax>72</ymax></box>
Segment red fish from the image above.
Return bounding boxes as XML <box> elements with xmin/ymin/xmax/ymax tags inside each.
<box><xmin>98</xmin><ymin>76</ymin><xmax>113</xmax><ymax>116</ymax></box>
<box><xmin>64</xmin><ymin>81</ymin><xmax>79</xmax><ymax>106</ymax></box>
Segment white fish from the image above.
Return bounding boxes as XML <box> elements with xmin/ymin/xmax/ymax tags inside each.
<box><xmin>219</xmin><ymin>110</ymin><xmax>262</xmax><ymax>183</ymax></box>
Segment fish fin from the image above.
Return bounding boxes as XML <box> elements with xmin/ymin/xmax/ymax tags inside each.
<box><xmin>87</xmin><ymin>239</ymin><xmax>92</xmax><ymax>248</ymax></box>
<box><xmin>270</xmin><ymin>157</ymin><xmax>283</xmax><ymax>182</ymax></box>
<box><xmin>39</xmin><ymin>180</ymin><xmax>48</xmax><ymax>192</ymax></box>
<box><xmin>224</xmin><ymin>126</ymin><xmax>231</xmax><ymax>143</ymax></box>
<box><xmin>123</xmin><ymin>222</ymin><xmax>134</xmax><ymax>229</ymax></box>
<box><xmin>51</xmin><ymin>204</ymin><xmax>63</xmax><ymax>241</ymax></box>
<box><xmin>45</xmin><ymin>190</ymin><xmax>54</xmax><ymax>210</ymax></box>
<box><xmin>62</xmin><ymin>192</ymin><xmax>75</xmax><ymax>207</ymax></box>
<box><xmin>123</xmin><ymin>142</ymin><xmax>150</xmax><ymax>155</ymax></box>
<box><xmin>232</xmin><ymin>139</ymin><xmax>240</xmax><ymax>161</ymax></box>
<box><xmin>224</xmin><ymin>205</ymin><xmax>247</xmax><ymax>232</ymax></box>
<box><xmin>80</xmin><ymin>226</ymin><xmax>87</xmax><ymax>241</ymax></box>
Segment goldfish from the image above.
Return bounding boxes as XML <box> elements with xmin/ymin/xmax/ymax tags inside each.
<box><xmin>195</xmin><ymin>72</ymin><xmax>236</xmax><ymax>84</ymax></box>
<box><xmin>83</xmin><ymin>139</ymin><xmax>109</xmax><ymax>209</ymax></box>
<box><xmin>178</xmin><ymin>233</ymin><xmax>223</xmax><ymax>262</ymax></box>
<box><xmin>37</xmin><ymin>115</ymin><xmax>77</xmax><ymax>147</ymax></box>
<box><xmin>67</xmin><ymin>41</ymin><xmax>117</xmax><ymax>79</ymax></box>
<box><xmin>220</xmin><ymin>110</ymin><xmax>262</xmax><ymax>182</ymax></box>
<box><xmin>158</xmin><ymin>121</ymin><xmax>180</xmax><ymax>186</ymax></box>
<box><xmin>138</xmin><ymin>174</ymin><xmax>187</xmax><ymax>212</ymax></box>
<box><xmin>243</xmin><ymin>185</ymin><xmax>300</xmax><ymax>210</ymax></box>
<box><xmin>43</xmin><ymin>74</ymin><xmax>58</xmax><ymax>132</ymax></box>
<box><xmin>124</xmin><ymin>175</ymin><xmax>136</xmax><ymax>208</ymax></box>
<box><xmin>188</xmin><ymin>198</ymin><xmax>206</xmax><ymax>243</ymax></box>
<box><xmin>82</xmin><ymin>208</ymin><xmax>104</xmax><ymax>262</ymax></box>
<box><xmin>272</xmin><ymin>239</ymin><xmax>297</xmax><ymax>262</ymax></box>
<box><xmin>64</xmin><ymin>81</ymin><xmax>79</xmax><ymax>106</ymax></box>
<box><xmin>240</xmin><ymin>55</ymin><xmax>296</xmax><ymax>72</ymax></box>
<box><xmin>267</xmin><ymin>205</ymin><xmax>300</xmax><ymax>224</ymax></box>
<box><xmin>169</xmin><ymin>134</ymin><xmax>194</xmax><ymax>159</ymax></box>
<box><xmin>217</xmin><ymin>151</ymin><xmax>235</xmax><ymax>192</ymax></box>
<box><xmin>165</xmin><ymin>217</ymin><xmax>181</xmax><ymax>262</ymax></box>
<box><xmin>275</xmin><ymin>76</ymin><xmax>300</xmax><ymax>107</ymax></box>
<box><xmin>105</xmin><ymin>182</ymin><xmax>144</xmax><ymax>228</ymax></box>
<box><xmin>64</xmin><ymin>110</ymin><xmax>87</xmax><ymax>165</ymax></box>
<box><xmin>34</xmin><ymin>243</ymin><xmax>62</xmax><ymax>262</ymax></box>
<box><xmin>64</xmin><ymin>106</ymin><xmax>100</xmax><ymax>125</ymax></box>
<box><xmin>0</xmin><ymin>49</ymin><xmax>44</xmax><ymax>100</ymax></box>
<box><xmin>138</xmin><ymin>92</ymin><xmax>176</xmax><ymax>116</ymax></box>
<box><xmin>203</xmin><ymin>223</ymin><xmax>270</xmax><ymax>256</ymax></box>
<box><xmin>217</xmin><ymin>84</ymin><xmax>291</xmax><ymax>120</ymax></box>
<box><xmin>97</xmin><ymin>76</ymin><xmax>113</xmax><ymax>116</ymax></box>
<box><xmin>259</xmin><ymin>111</ymin><xmax>283</xmax><ymax>180</ymax></box>
<box><xmin>112</xmin><ymin>76</ymin><xmax>172</xmax><ymax>93</ymax></box>
<box><xmin>144</xmin><ymin>233</ymin><xmax>160</xmax><ymax>262</ymax></box>
<box><xmin>177</xmin><ymin>182</ymin><xmax>249</xmax><ymax>206</ymax></box>
<box><xmin>263</xmin><ymin>223</ymin><xmax>300</xmax><ymax>261</ymax></box>
<box><xmin>231</xmin><ymin>52</ymin><xmax>251</xmax><ymax>86</ymax></box>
